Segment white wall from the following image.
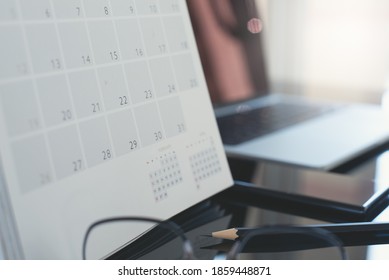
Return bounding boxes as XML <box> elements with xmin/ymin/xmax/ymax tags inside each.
<box><xmin>257</xmin><ymin>0</ymin><xmax>389</xmax><ymax>104</ymax></box>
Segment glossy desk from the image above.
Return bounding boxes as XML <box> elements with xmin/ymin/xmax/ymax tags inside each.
<box><xmin>112</xmin><ymin>143</ymin><xmax>389</xmax><ymax>260</ymax></box>
<box><xmin>216</xmin><ymin>151</ymin><xmax>389</xmax><ymax>260</ymax></box>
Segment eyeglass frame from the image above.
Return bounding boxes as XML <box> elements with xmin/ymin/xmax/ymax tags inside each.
<box><xmin>82</xmin><ymin>216</ymin><xmax>195</xmax><ymax>260</ymax></box>
<box><xmin>82</xmin><ymin>216</ymin><xmax>347</xmax><ymax>260</ymax></box>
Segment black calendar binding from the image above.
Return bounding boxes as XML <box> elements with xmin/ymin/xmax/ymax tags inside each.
<box><xmin>216</xmin><ymin>180</ymin><xmax>389</xmax><ymax>223</ymax></box>
<box><xmin>107</xmin><ymin>201</ymin><xmax>228</xmax><ymax>260</ymax></box>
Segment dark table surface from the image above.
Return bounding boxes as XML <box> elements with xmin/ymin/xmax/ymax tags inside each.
<box><xmin>111</xmin><ymin>142</ymin><xmax>389</xmax><ymax>260</ymax></box>
<box><xmin>213</xmin><ymin>149</ymin><xmax>389</xmax><ymax>260</ymax></box>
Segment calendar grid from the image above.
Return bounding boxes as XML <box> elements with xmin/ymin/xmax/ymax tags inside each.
<box><xmin>0</xmin><ymin>48</ymin><xmax>192</xmax><ymax>87</ymax></box>
<box><xmin>79</xmin><ymin>0</ymin><xmax>117</xmax><ymax>164</ymax></box>
<box><xmin>0</xmin><ymin>0</ymin><xmax>201</xmax><ymax>192</ymax></box>
<box><xmin>6</xmin><ymin>92</ymin><xmax>191</xmax><ymax>144</ymax></box>
<box><xmin>131</xmin><ymin>0</ymin><xmax>168</xmax><ymax>144</ymax></box>
<box><xmin>158</xmin><ymin>5</ymin><xmax>182</xmax><ymax>114</ymax></box>
<box><xmin>13</xmin><ymin>0</ymin><xmax>56</xmax><ymax>184</ymax></box>
<box><xmin>158</xmin><ymin>10</ymin><xmax>187</xmax><ymax>136</ymax></box>
<box><xmin>108</xmin><ymin>1</ymin><xmax>143</xmax><ymax>152</ymax></box>
<box><xmin>48</xmin><ymin>0</ymin><xmax>89</xmax><ymax>173</ymax></box>
<box><xmin>0</xmin><ymin>1</ymin><xmax>234</xmax><ymax>260</ymax></box>
<box><xmin>0</xmin><ymin>13</ymin><xmax>193</xmax><ymax>26</ymax></box>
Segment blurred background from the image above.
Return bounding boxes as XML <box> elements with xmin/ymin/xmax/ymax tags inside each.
<box><xmin>187</xmin><ymin>1</ymin><xmax>389</xmax><ymax>259</ymax></box>
<box><xmin>257</xmin><ymin>0</ymin><xmax>389</xmax><ymax>104</ymax></box>
<box><xmin>188</xmin><ymin>0</ymin><xmax>389</xmax><ymax>105</ymax></box>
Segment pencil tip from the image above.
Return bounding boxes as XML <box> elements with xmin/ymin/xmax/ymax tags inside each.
<box><xmin>211</xmin><ymin>228</ymin><xmax>238</xmax><ymax>240</ymax></box>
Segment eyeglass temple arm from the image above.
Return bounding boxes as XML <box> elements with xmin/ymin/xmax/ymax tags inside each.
<box><xmin>82</xmin><ymin>216</ymin><xmax>193</xmax><ymax>260</ymax></box>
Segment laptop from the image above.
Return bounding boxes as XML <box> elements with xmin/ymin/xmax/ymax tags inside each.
<box><xmin>187</xmin><ymin>0</ymin><xmax>389</xmax><ymax>170</ymax></box>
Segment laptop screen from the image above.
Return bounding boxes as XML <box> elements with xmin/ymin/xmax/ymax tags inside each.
<box><xmin>187</xmin><ymin>0</ymin><xmax>269</xmax><ymax>106</ymax></box>
<box><xmin>0</xmin><ymin>0</ymin><xmax>232</xmax><ymax>259</ymax></box>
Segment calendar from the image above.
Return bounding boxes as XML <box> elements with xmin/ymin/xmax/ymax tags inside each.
<box><xmin>0</xmin><ymin>0</ymin><xmax>233</xmax><ymax>259</ymax></box>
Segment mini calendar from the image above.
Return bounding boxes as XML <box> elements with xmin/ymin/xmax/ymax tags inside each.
<box><xmin>0</xmin><ymin>0</ymin><xmax>233</xmax><ymax>259</ymax></box>
<box><xmin>147</xmin><ymin>151</ymin><xmax>183</xmax><ymax>202</ymax></box>
<box><xmin>188</xmin><ymin>137</ymin><xmax>223</xmax><ymax>188</ymax></box>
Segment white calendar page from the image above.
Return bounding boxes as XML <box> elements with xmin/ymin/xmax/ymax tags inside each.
<box><xmin>0</xmin><ymin>0</ymin><xmax>233</xmax><ymax>259</ymax></box>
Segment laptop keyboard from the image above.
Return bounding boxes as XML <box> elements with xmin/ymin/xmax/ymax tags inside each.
<box><xmin>217</xmin><ymin>102</ymin><xmax>335</xmax><ymax>145</ymax></box>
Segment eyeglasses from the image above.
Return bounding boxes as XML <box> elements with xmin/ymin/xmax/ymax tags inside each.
<box><xmin>82</xmin><ymin>216</ymin><xmax>195</xmax><ymax>260</ymax></box>
<box><xmin>82</xmin><ymin>217</ymin><xmax>347</xmax><ymax>260</ymax></box>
